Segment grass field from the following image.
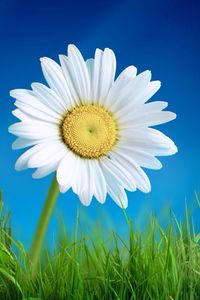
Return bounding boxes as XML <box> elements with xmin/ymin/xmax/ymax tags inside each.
<box><xmin>0</xmin><ymin>191</ymin><xmax>200</xmax><ymax>300</ymax></box>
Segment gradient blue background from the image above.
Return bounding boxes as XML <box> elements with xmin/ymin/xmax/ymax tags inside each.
<box><xmin>0</xmin><ymin>0</ymin><xmax>199</xmax><ymax>247</ymax></box>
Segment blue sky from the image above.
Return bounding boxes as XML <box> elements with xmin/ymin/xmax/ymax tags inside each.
<box><xmin>0</xmin><ymin>0</ymin><xmax>199</xmax><ymax>247</ymax></box>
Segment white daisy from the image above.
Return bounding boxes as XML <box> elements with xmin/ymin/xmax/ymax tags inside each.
<box><xmin>9</xmin><ymin>44</ymin><xmax>177</xmax><ymax>208</ymax></box>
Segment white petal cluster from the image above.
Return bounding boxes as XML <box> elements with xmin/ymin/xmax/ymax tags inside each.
<box><xmin>9</xmin><ymin>45</ymin><xmax>177</xmax><ymax>208</ymax></box>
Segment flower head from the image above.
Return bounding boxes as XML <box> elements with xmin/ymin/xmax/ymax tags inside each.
<box><xmin>9</xmin><ymin>45</ymin><xmax>177</xmax><ymax>208</ymax></box>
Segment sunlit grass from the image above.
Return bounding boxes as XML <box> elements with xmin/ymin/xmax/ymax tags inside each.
<box><xmin>0</xmin><ymin>191</ymin><xmax>200</xmax><ymax>300</ymax></box>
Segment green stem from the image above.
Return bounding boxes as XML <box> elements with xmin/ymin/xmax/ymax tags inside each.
<box><xmin>29</xmin><ymin>175</ymin><xmax>59</xmax><ymax>272</ymax></box>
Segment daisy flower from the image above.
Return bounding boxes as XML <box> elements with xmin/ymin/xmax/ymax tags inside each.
<box><xmin>9</xmin><ymin>44</ymin><xmax>177</xmax><ymax>208</ymax></box>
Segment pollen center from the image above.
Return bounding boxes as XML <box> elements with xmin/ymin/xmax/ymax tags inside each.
<box><xmin>61</xmin><ymin>104</ymin><xmax>117</xmax><ymax>158</ymax></box>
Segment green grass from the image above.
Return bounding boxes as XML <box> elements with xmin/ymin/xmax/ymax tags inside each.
<box><xmin>0</xmin><ymin>191</ymin><xmax>200</xmax><ymax>300</ymax></box>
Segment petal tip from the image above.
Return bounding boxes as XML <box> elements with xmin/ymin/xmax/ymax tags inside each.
<box><xmin>32</xmin><ymin>173</ymin><xmax>38</xmax><ymax>179</ymax></box>
<box><xmin>172</xmin><ymin>112</ymin><xmax>177</xmax><ymax>120</ymax></box>
<box><xmin>8</xmin><ymin>124</ymin><xmax>14</xmax><ymax>134</ymax></box>
<box><xmin>40</xmin><ymin>57</ymin><xmax>50</xmax><ymax>64</ymax></box>
<box><xmin>172</xmin><ymin>144</ymin><xmax>178</xmax><ymax>154</ymax></box>
<box><xmin>122</xmin><ymin>203</ymin><xmax>128</xmax><ymax>209</ymax></box>
<box><xmin>68</xmin><ymin>44</ymin><xmax>78</xmax><ymax>54</ymax></box>
<box><xmin>10</xmin><ymin>89</ymin><xmax>18</xmax><ymax>98</ymax></box>
<box><xmin>12</xmin><ymin>141</ymin><xmax>17</xmax><ymax>150</ymax></box>
<box><xmin>31</xmin><ymin>82</ymin><xmax>38</xmax><ymax>89</ymax></box>
<box><xmin>15</xmin><ymin>163</ymin><xmax>22</xmax><ymax>172</ymax></box>
<box><xmin>59</xmin><ymin>184</ymin><xmax>69</xmax><ymax>194</ymax></box>
<box><xmin>147</xmin><ymin>70</ymin><xmax>152</xmax><ymax>76</ymax></box>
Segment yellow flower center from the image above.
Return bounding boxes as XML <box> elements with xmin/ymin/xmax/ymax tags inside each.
<box><xmin>61</xmin><ymin>104</ymin><xmax>117</xmax><ymax>158</ymax></box>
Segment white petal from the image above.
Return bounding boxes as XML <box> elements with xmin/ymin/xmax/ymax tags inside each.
<box><xmin>31</xmin><ymin>83</ymin><xmax>67</xmax><ymax>112</ymax></box>
<box><xmin>40</xmin><ymin>57</ymin><xmax>75</xmax><ymax>107</ymax></box>
<box><xmin>57</xmin><ymin>151</ymin><xmax>87</xmax><ymax>196</ymax></box>
<box><xmin>127</xmin><ymin>70</ymin><xmax>152</xmax><ymax>97</ymax></box>
<box><xmin>15</xmin><ymin>144</ymin><xmax>45</xmax><ymax>171</ymax></box>
<box><xmin>57</xmin><ymin>151</ymin><xmax>76</xmax><ymax>187</ymax></box>
<box><xmin>14</xmin><ymin>101</ymin><xmax>60</xmax><ymax>124</ymax></box>
<box><xmin>140</xmin><ymin>101</ymin><xmax>168</xmax><ymax>112</ymax></box>
<box><xmin>27</xmin><ymin>142</ymin><xmax>67</xmax><ymax>168</ymax></box>
<box><xmin>59</xmin><ymin>55</ymin><xmax>80</xmax><ymax>106</ymax></box>
<box><xmin>116</xmin><ymin>100</ymin><xmax>168</xmax><ymax>120</ymax></box>
<box><xmin>91</xmin><ymin>48</ymin><xmax>103</xmax><ymax>102</ymax></box>
<box><xmin>10</xmin><ymin>89</ymin><xmax>59</xmax><ymax>117</ymax></box>
<box><xmin>98</xmin><ymin>48</ymin><xmax>116</xmax><ymax>105</ymax></box>
<box><xmin>109</xmin><ymin>153</ymin><xmax>151</xmax><ymax>193</ymax></box>
<box><xmin>10</xmin><ymin>89</ymin><xmax>60</xmax><ymax>123</ymax></box>
<box><xmin>131</xmin><ymin>151</ymin><xmax>162</xmax><ymax>170</ymax></box>
<box><xmin>103</xmin><ymin>168</ymin><xmax>128</xmax><ymax>208</ymax></box>
<box><xmin>58</xmin><ymin>155</ymin><xmax>94</xmax><ymax>205</ymax></box>
<box><xmin>120</xmin><ymin>141</ymin><xmax>176</xmax><ymax>158</ymax></box>
<box><xmin>86</xmin><ymin>58</ymin><xmax>94</xmax><ymax>79</ymax></box>
<box><xmin>117</xmin><ymin>127</ymin><xmax>177</xmax><ymax>156</ymax></box>
<box><xmin>12</xmin><ymin>138</ymin><xmax>37</xmax><ymax>149</ymax></box>
<box><xmin>67</xmin><ymin>44</ymin><xmax>90</xmax><ymax>103</ymax></box>
<box><xmin>133</xmin><ymin>80</ymin><xmax>161</xmax><ymax>105</ymax></box>
<box><xmin>145</xmin><ymin>128</ymin><xmax>178</xmax><ymax>156</ymax></box>
<box><xmin>100</xmin><ymin>157</ymin><xmax>136</xmax><ymax>191</ymax></box>
<box><xmin>120</xmin><ymin>110</ymin><xmax>176</xmax><ymax>128</ymax></box>
<box><xmin>12</xmin><ymin>136</ymin><xmax>60</xmax><ymax>150</ymax></box>
<box><xmin>12</xmin><ymin>109</ymin><xmax>34</xmax><ymax>122</ymax></box>
<box><xmin>92</xmin><ymin>160</ymin><xmax>107</xmax><ymax>204</ymax></box>
<box><xmin>110</xmin><ymin>150</ymin><xmax>162</xmax><ymax>170</ymax></box>
<box><xmin>59</xmin><ymin>184</ymin><xmax>71</xmax><ymax>193</ymax></box>
<box><xmin>91</xmin><ymin>47</ymin><xmax>116</xmax><ymax>105</ymax></box>
<box><xmin>85</xmin><ymin>58</ymin><xmax>94</xmax><ymax>100</ymax></box>
<box><xmin>104</xmin><ymin>65</ymin><xmax>137</xmax><ymax>108</ymax></box>
<box><xmin>71</xmin><ymin>157</ymin><xmax>87</xmax><ymax>195</ymax></box>
<box><xmin>79</xmin><ymin>189</ymin><xmax>93</xmax><ymax>206</ymax></box>
<box><xmin>32</xmin><ymin>157</ymin><xmax>61</xmax><ymax>179</ymax></box>
<box><xmin>149</xmin><ymin>128</ymin><xmax>178</xmax><ymax>146</ymax></box>
<box><xmin>110</xmin><ymin>70</ymin><xmax>151</xmax><ymax>114</ymax></box>
<box><xmin>79</xmin><ymin>160</ymin><xmax>94</xmax><ymax>206</ymax></box>
<box><xmin>9</xmin><ymin>122</ymin><xmax>59</xmax><ymax>140</ymax></box>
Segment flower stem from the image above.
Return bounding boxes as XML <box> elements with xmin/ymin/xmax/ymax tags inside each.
<box><xmin>29</xmin><ymin>175</ymin><xmax>59</xmax><ymax>273</ymax></box>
